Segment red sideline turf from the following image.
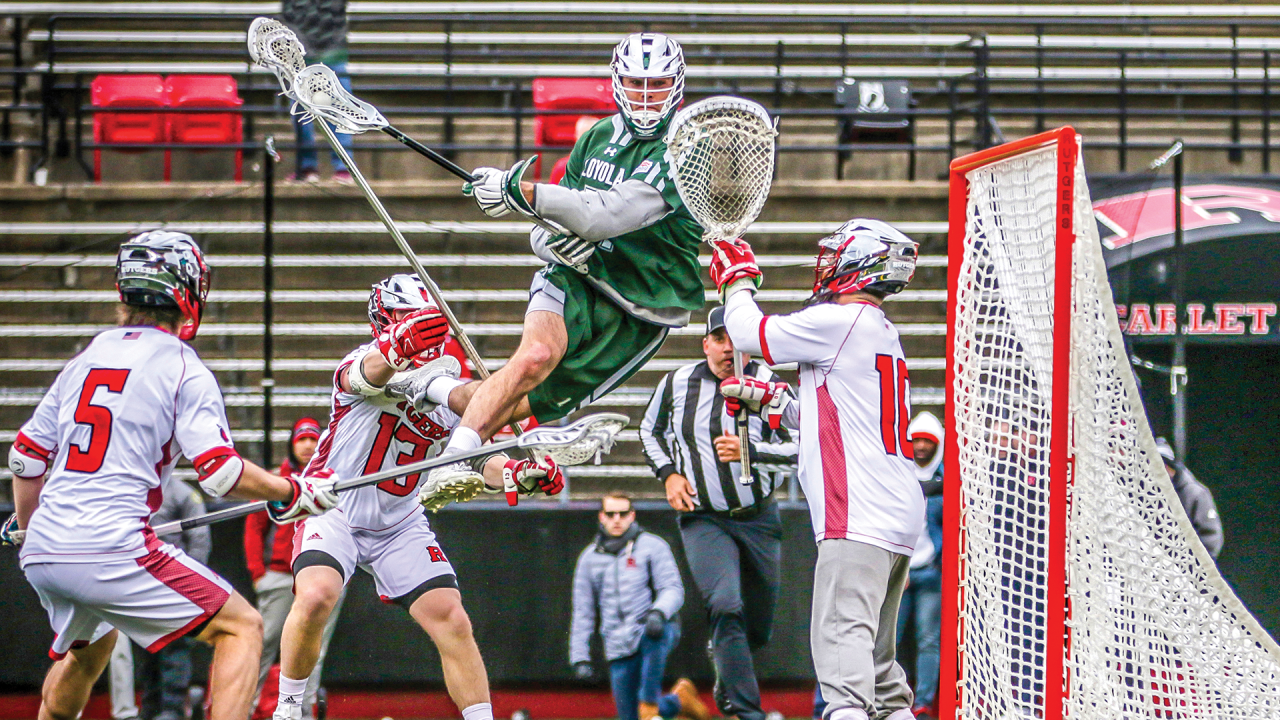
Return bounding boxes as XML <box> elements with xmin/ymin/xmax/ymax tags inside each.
<box><xmin>0</xmin><ymin>688</ymin><xmax>819</xmax><ymax>719</ymax></box>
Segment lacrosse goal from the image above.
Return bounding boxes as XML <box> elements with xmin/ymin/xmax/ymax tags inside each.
<box><xmin>939</xmin><ymin>127</ymin><xmax>1280</xmax><ymax>719</ymax></box>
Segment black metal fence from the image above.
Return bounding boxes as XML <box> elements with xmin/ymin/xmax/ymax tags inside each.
<box><xmin>6</xmin><ymin>11</ymin><xmax>1280</xmax><ymax>178</ymax></box>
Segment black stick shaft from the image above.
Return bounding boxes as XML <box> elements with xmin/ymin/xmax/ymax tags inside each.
<box><xmin>383</xmin><ymin>125</ymin><xmax>475</xmax><ymax>182</ymax></box>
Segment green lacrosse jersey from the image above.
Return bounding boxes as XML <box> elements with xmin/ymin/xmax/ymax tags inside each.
<box><xmin>560</xmin><ymin>114</ymin><xmax>705</xmax><ymax>324</ymax></box>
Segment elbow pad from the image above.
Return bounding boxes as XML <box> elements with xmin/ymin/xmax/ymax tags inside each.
<box><xmin>9</xmin><ymin>433</ymin><xmax>51</xmax><ymax>479</ymax></box>
<box><xmin>348</xmin><ymin>358</ymin><xmax>386</xmax><ymax>397</ymax></box>
<box><xmin>194</xmin><ymin>447</ymin><xmax>244</xmax><ymax>498</ymax></box>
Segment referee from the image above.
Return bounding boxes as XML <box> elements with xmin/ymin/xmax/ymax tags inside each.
<box><xmin>639</xmin><ymin>306</ymin><xmax>797</xmax><ymax>720</ymax></box>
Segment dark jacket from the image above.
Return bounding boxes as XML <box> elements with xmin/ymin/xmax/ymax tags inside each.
<box><xmin>1171</xmin><ymin>463</ymin><xmax>1224</xmax><ymax>558</ymax></box>
<box><xmin>282</xmin><ymin>0</ymin><xmax>348</xmax><ymax>63</ymax></box>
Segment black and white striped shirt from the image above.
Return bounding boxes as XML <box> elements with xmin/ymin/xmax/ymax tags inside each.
<box><xmin>640</xmin><ymin>360</ymin><xmax>798</xmax><ymax>513</ymax></box>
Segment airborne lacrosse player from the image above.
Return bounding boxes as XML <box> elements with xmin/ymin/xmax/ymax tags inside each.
<box><xmin>417</xmin><ymin>32</ymin><xmax>705</xmax><ymax>502</ymax></box>
<box><xmin>270</xmin><ymin>274</ymin><xmax>564</xmax><ymax>720</ymax></box>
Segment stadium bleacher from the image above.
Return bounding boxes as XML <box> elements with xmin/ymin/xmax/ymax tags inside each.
<box><xmin>3</xmin><ymin>1</ymin><xmax>1280</xmax><ymax>499</ymax></box>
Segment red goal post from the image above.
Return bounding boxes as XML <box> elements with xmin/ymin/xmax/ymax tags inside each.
<box><xmin>939</xmin><ymin>128</ymin><xmax>1280</xmax><ymax>720</ymax></box>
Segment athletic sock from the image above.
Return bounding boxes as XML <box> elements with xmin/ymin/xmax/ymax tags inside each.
<box><xmin>445</xmin><ymin>426</ymin><xmax>483</xmax><ymax>456</ymax></box>
<box><xmin>461</xmin><ymin>703</ymin><xmax>493</xmax><ymax>720</ymax></box>
<box><xmin>277</xmin><ymin>675</ymin><xmax>309</xmax><ymax>707</ymax></box>
<box><xmin>425</xmin><ymin>376</ymin><xmax>465</xmax><ymax>406</ymax></box>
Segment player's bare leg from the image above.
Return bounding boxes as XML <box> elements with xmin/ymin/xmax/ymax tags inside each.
<box><xmin>38</xmin><ymin>629</ymin><xmax>117</xmax><ymax>720</ymax></box>
<box><xmin>278</xmin><ymin>566</ymin><xmax>345</xmax><ymax>683</ymax></box>
<box><xmin>195</xmin><ymin>591</ymin><xmax>265</xmax><ymax>720</ymax></box>
<box><xmin>409</xmin><ymin>588</ymin><xmax>491</xmax><ymax>709</ymax></box>
<box><xmin>452</xmin><ymin>310</ymin><xmax>567</xmax><ymax>440</ymax></box>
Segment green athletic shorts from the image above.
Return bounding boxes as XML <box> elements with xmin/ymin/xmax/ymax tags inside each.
<box><xmin>525</xmin><ymin>265</ymin><xmax>669</xmax><ymax>422</ymax></box>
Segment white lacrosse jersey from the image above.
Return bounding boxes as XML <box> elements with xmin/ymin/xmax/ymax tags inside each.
<box><xmin>306</xmin><ymin>343</ymin><xmax>461</xmax><ymax>532</ymax></box>
<box><xmin>724</xmin><ymin>292</ymin><xmax>924</xmax><ymax>554</ymax></box>
<box><xmin>18</xmin><ymin>326</ymin><xmax>235</xmax><ymax>567</ymax></box>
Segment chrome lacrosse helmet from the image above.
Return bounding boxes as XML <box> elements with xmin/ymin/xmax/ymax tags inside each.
<box><xmin>809</xmin><ymin>218</ymin><xmax>918</xmax><ymax>304</ymax></box>
<box><xmin>368</xmin><ymin>273</ymin><xmax>433</xmax><ymax>335</ymax></box>
<box><xmin>611</xmin><ymin>32</ymin><xmax>686</xmax><ymax>139</ymax></box>
<box><xmin>115</xmin><ymin>230</ymin><xmax>210</xmax><ymax>340</ymax></box>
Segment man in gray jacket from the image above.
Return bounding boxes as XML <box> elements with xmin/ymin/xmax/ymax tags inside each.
<box><xmin>1156</xmin><ymin>438</ymin><xmax>1224</xmax><ymax>558</ymax></box>
<box><xmin>109</xmin><ymin>474</ymin><xmax>212</xmax><ymax>720</ymax></box>
<box><xmin>570</xmin><ymin>493</ymin><xmax>708</xmax><ymax>720</ymax></box>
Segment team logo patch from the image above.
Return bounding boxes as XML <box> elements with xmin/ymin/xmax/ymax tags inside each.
<box><xmin>635</xmin><ymin>160</ymin><xmax>653</xmax><ymax>174</ymax></box>
<box><xmin>218</xmin><ymin>427</ymin><xmax>231</xmax><ymax>443</ymax></box>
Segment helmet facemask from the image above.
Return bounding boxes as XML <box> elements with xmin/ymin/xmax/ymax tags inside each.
<box><xmin>611</xmin><ymin>33</ymin><xmax>686</xmax><ymax>138</ymax></box>
<box><xmin>807</xmin><ymin>219</ymin><xmax>919</xmax><ymax>305</ymax></box>
<box><xmin>368</xmin><ymin>274</ymin><xmax>442</xmax><ymax>363</ymax></box>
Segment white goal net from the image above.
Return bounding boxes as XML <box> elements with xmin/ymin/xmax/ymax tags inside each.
<box><xmin>947</xmin><ymin>129</ymin><xmax>1280</xmax><ymax>719</ymax></box>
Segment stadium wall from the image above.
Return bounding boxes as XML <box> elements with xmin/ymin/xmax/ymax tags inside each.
<box><xmin>0</xmin><ymin>505</ymin><xmax>819</xmax><ymax>690</ymax></box>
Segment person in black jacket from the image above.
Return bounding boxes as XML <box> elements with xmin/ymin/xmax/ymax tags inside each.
<box><xmin>1155</xmin><ymin>438</ymin><xmax>1224</xmax><ymax>558</ymax></box>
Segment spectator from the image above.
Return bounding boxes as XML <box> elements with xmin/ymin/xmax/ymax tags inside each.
<box><xmin>246</xmin><ymin>418</ymin><xmax>345</xmax><ymax>720</ymax></box>
<box><xmin>639</xmin><ymin>306</ymin><xmax>797</xmax><ymax>720</ymax></box>
<box><xmin>1155</xmin><ymin>437</ymin><xmax>1224</xmax><ymax>558</ymax></box>
<box><xmin>281</xmin><ymin>0</ymin><xmax>354</xmax><ymax>184</ymax></box>
<box><xmin>108</xmin><ymin>473</ymin><xmax>212</xmax><ymax>720</ymax></box>
<box><xmin>897</xmin><ymin>412</ymin><xmax>945</xmax><ymax>720</ymax></box>
<box><xmin>570</xmin><ymin>493</ymin><xmax>707</xmax><ymax>720</ymax></box>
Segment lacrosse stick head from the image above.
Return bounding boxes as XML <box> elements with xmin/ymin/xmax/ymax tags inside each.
<box><xmin>518</xmin><ymin>413</ymin><xmax>629</xmax><ymax>466</ymax></box>
<box><xmin>291</xmin><ymin>63</ymin><xmax>388</xmax><ymax>135</ymax></box>
<box><xmin>247</xmin><ymin>17</ymin><xmax>306</xmax><ymax>94</ymax></box>
<box><xmin>665</xmin><ymin>96</ymin><xmax>778</xmax><ymax>243</ymax></box>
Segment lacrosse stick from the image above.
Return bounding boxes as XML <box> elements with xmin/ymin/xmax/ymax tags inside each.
<box><xmin>246</xmin><ymin>25</ymin><xmax>498</xmax><ymax>395</ymax></box>
<box><xmin>246</xmin><ymin>17</ymin><xmax>305</xmax><ymax>93</ymax></box>
<box><xmin>153</xmin><ymin>413</ymin><xmax>629</xmax><ymax>534</ymax></box>
<box><xmin>665</xmin><ymin>96</ymin><xmax>778</xmax><ymax>486</ymax></box>
<box><xmin>289</xmin><ymin>64</ymin><xmax>566</xmax><ymax>238</ymax></box>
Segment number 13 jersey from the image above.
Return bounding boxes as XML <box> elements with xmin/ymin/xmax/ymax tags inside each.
<box><xmin>306</xmin><ymin>342</ymin><xmax>460</xmax><ymax>532</ymax></box>
<box><xmin>17</xmin><ymin>326</ymin><xmax>235</xmax><ymax>567</ymax></box>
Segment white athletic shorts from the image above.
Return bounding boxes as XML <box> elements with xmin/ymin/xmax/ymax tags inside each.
<box><xmin>24</xmin><ymin>536</ymin><xmax>232</xmax><ymax>659</ymax></box>
<box><xmin>292</xmin><ymin>509</ymin><xmax>457</xmax><ymax>606</ymax></box>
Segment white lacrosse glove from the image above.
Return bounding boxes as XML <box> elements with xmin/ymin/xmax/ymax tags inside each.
<box><xmin>464</xmin><ymin>167</ymin><xmax>509</xmax><ymax>217</ymax></box>
<box><xmin>1</xmin><ymin>513</ymin><xmax>24</xmax><ymax>547</ymax></box>
<box><xmin>531</xmin><ymin>225</ymin><xmax>594</xmax><ymax>275</ymax></box>
<box><xmin>268</xmin><ymin>469</ymin><xmax>340</xmax><ymax>525</ymax></box>
<box><xmin>721</xmin><ymin>376</ymin><xmax>792</xmax><ymax>430</ymax></box>
<box><xmin>384</xmin><ymin>355</ymin><xmax>463</xmax><ymax>414</ymax></box>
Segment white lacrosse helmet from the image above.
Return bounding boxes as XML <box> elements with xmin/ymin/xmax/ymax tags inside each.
<box><xmin>611</xmin><ymin>33</ymin><xmax>686</xmax><ymax>139</ymax></box>
<box><xmin>809</xmin><ymin>218</ymin><xmax>919</xmax><ymax>304</ymax></box>
<box><xmin>368</xmin><ymin>273</ymin><xmax>434</xmax><ymax>336</ymax></box>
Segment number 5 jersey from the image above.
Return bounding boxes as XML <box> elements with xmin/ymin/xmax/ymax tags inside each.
<box><xmin>17</xmin><ymin>326</ymin><xmax>236</xmax><ymax>566</ymax></box>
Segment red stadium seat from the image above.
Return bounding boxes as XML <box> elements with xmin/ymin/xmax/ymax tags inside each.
<box><xmin>548</xmin><ymin>156</ymin><xmax>570</xmax><ymax>185</ymax></box>
<box><xmin>532</xmin><ymin>78</ymin><xmax>613</xmax><ymax>179</ymax></box>
<box><xmin>164</xmin><ymin>75</ymin><xmax>245</xmax><ymax>182</ymax></box>
<box><xmin>91</xmin><ymin>74</ymin><xmax>166</xmax><ymax>183</ymax></box>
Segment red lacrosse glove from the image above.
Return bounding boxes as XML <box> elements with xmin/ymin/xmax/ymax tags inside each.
<box><xmin>709</xmin><ymin>238</ymin><xmax>762</xmax><ymax>303</ymax></box>
<box><xmin>721</xmin><ymin>376</ymin><xmax>791</xmax><ymax>430</ymax></box>
<box><xmin>502</xmin><ymin>456</ymin><xmax>565</xmax><ymax>507</ymax></box>
<box><xmin>377</xmin><ymin>307</ymin><xmax>449</xmax><ymax>370</ymax></box>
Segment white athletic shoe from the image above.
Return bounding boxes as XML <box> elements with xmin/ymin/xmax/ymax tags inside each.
<box><xmin>417</xmin><ymin>459</ymin><xmax>485</xmax><ymax>511</ymax></box>
<box><xmin>272</xmin><ymin>702</ymin><xmax>303</xmax><ymax>720</ymax></box>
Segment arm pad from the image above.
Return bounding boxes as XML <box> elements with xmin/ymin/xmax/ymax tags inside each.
<box><xmin>194</xmin><ymin>447</ymin><xmax>244</xmax><ymax>498</ymax></box>
<box><xmin>348</xmin><ymin>357</ymin><xmax>386</xmax><ymax>397</ymax></box>
<box><xmin>9</xmin><ymin>433</ymin><xmax>51</xmax><ymax>479</ymax></box>
<box><xmin>534</xmin><ymin>180</ymin><xmax>670</xmax><ymax>242</ymax></box>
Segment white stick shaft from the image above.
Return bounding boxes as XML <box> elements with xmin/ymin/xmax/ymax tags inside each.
<box><xmin>315</xmin><ymin>121</ymin><xmax>497</xmax><ymax>386</ymax></box>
